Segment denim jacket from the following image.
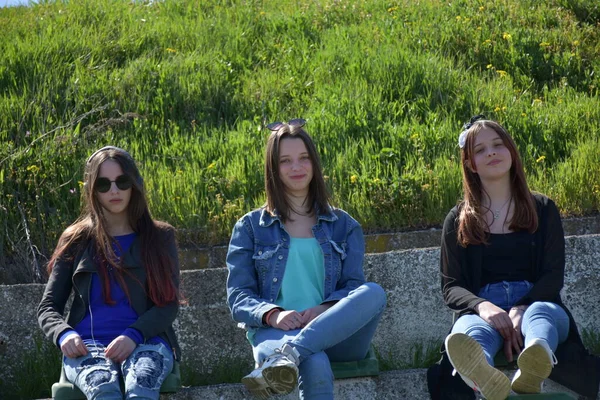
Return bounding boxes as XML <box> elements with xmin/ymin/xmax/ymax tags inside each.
<box><xmin>226</xmin><ymin>206</ymin><xmax>366</xmax><ymax>330</ymax></box>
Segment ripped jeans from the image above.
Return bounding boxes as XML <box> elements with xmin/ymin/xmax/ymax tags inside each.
<box><xmin>63</xmin><ymin>341</ymin><xmax>173</xmax><ymax>400</ymax></box>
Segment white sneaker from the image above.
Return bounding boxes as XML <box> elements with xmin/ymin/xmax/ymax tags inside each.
<box><xmin>512</xmin><ymin>338</ymin><xmax>557</xmax><ymax>394</ymax></box>
<box><xmin>445</xmin><ymin>333</ymin><xmax>511</xmax><ymax>400</ymax></box>
<box><xmin>242</xmin><ymin>343</ymin><xmax>300</xmax><ymax>399</ymax></box>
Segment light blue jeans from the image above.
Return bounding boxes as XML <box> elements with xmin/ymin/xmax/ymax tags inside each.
<box><xmin>252</xmin><ymin>282</ymin><xmax>386</xmax><ymax>400</ymax></box>
<box><xmin>63</xmin><ymin>341</ymin><xmax>173</xmax><ymax>400</ymax></box>
<box><xmin>451</xmin><ymin>281</ymin><xmax>570</xmax><ymax>366</ymax></box>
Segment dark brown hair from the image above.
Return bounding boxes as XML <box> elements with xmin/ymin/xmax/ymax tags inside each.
<box><xmin>47</xmin><ymin>146</ymin><xmax>180</xmax><ymax>307</ymax></box>
<box><xmin>457</xmin><ymin>120</ymin><xmax>538</xmax><ymax>246</ymax></box>
<box><xmin>264</xmin><ymin>123</ymin><xmax>331</xmax><ymax>221</ymax></box>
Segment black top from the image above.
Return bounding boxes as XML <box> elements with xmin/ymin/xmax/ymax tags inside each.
<box><xmin>481</xmin><ymin>231</ymin><xmax>533</xmax><ymax>286</ymax></box>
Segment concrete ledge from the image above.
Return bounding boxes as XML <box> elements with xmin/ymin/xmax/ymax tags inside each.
<box><xmin>1</xmin><ymin>235</ymin><xmax>599</xmax><ymax>396</ymax></box>
<box><xmin>160</xmin><ymin>369</ymin><xmax>581</xmax><ymax>400</ymax></box>
<box><xmin>178</xmin><ymin>215</ymin><xmax>600</xmax><ymax>270</ymax></box>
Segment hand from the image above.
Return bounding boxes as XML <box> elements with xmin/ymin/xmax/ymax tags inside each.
<box><xmin>268</xmin><ymin>310</ymin><xmax>304</xmax><ymax>331</ymax></box>
<box><xmin>105</xmin><ymin>335</ymin><xmax>136</xmax><ymax>363</ymax></box>
<box><xmin>60</xmin><ymin>333</ymin><xmax>88</xmax><ymax>358</ymax></box>
<box><xmin>508</xmin><ymin>307</ymin><xmax>526</xmax><ymax>352</ymax></box>
<box><xmin>476</xmin><ymin>301</ymin><xmax>520</xmax><ymax>361</ymax></box>
<box><xmin>299</xmin><ymin>303</ymin><xmax>334</xmax><ymax>326</ymax></box>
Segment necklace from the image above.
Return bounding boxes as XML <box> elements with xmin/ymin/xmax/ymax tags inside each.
<box><xmin>492</xmin><ymin>197</ymin><xmax>512</xmax><ymax>220</ymax></box>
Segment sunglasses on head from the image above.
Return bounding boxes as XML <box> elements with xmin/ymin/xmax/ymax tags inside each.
<box><xmin>95</xmin><ymin>175</ymin><xmax>133</xmax><ymax>193</ymax></box>
<box><xmin>266</xmin><ymin>118</ymin><xmax>306</xmax><ymax>132</ymax></box>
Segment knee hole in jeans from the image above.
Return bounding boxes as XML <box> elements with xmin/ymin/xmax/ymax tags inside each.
<box><xmin>131</xmin><ymin>351</ymin><xmax>164</xmax><ymax>389</ymax></box>
<box><xmin>84</xmin><ymin>369</ymin><xmax>113</xmax><ymax>388</ymax></box>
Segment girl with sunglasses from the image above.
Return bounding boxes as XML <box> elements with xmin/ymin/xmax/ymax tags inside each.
<box><xmin>38</xmin><ymin>146</ymin><xmax>182</xmax><ymax>400</ymax></box>
<box><xmin>427</xmin><ymin>118</ymin><xmax>600</xmax><ymax>400</ymax></box>
<box><xmin>226</xmin><ymin>120</ymin><xmax>386</xmax><ymax>399</ymax></box>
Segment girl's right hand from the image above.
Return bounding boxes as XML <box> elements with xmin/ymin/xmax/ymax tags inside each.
<box><xmin>60</xmin><ymin>333</ymin><xmax>89</xmax><ymax>358</ymax></box>
<box><xmin>476</xmin><ymin>301</ymin><xmax>520</xmax><ymax>361</ymax></box>
<box><xmin>268</xmin><ymin>310</ymin><xmax>303</xmax><ymax>331</ymax></box>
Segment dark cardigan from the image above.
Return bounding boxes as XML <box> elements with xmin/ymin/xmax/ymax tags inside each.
<box><xmin>428</xmin><ymin>193</ymin><xmax>600</xmax><ymax>399</ymax></box>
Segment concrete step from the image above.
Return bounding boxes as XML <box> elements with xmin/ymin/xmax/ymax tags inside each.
<box><xmin>160</xmin><ymin>368</ymin><xmax>584</xmax><ymax>400</ymax></box>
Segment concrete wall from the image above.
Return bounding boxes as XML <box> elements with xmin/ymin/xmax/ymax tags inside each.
<box><xmin>1</xmin><ymin>234</ymin><xmax>599</xmax><ymax>393</ymax></box>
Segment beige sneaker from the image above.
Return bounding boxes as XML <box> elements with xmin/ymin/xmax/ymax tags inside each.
<box><xmin>242</xmin><ymin>343</ymin><xmax>300</xmax><ymax>398</ymax></box>
<box><xmin>511</xmin><ymin>338</ymin><xmax>557</xmax><ymax>394</ymax></box>
<box><xmin>445</xmin><ymin>333</ymin><xmax>511</xmax><ymax>400</ymax></box>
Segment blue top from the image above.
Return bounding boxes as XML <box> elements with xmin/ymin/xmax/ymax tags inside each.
<box><xmin>226</xmin><ymin>205</ymin><xmax>366</xmax><ymax>337</ymax></box>
<box><xmin>59</xmin><ymin>233</ymin><xmax>168</xmax><ymax>350</ymax></box>
<box><xmin>275</xmin><ymin>237</ymin><xmax>324</xmax><ymax>312</ymax></box>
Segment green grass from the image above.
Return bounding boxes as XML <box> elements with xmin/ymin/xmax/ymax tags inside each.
<box><xmin>1</xmin><ymin>0</ymin><xmax>599</xmax><ymax>280</ymax></box>
<box><xmin>0</xmin><ymin>336</ymin><xmax>62</xmax><ymax>400</ymax></box>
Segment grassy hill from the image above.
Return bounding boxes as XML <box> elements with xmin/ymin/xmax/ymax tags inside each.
<box><xmin>1</xmin><ymin>0</ymin><xmax>599</xmax><ymax>281</ymax></box>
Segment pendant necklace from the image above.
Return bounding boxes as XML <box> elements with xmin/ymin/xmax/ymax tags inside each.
<box><xmin>493</xmin><ymin>196</ymin><xmax>512</xmax><ymax>220</ymax></box>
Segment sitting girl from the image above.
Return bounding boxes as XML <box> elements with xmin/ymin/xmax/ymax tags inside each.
<box><xmin>226</xmin><ymin>119</ymin><xmax>386</xmax><ymax>399</ymax></box>
<box><xmin>429</xmin><ymin>117</ymin><xmax>600</xmax><ymax>400</ymax></box>
<box><xmin>38</xmin><ymin>146</ymin><xmax>181</xmax><ymax>400</ymax></box>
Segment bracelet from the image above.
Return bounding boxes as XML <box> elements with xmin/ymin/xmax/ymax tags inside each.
<box><xmin>264</xmin><ymin>308</ymin><xmax>281</xmax><ymax>326</ymax></box>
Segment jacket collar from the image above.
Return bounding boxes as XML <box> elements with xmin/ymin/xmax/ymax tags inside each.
<box><xmin>74</xmin><ymin>236</ymin><xmax>141</xmax><ymax>274</ymax></box>
<box><xmin>258</xmin><ymin>204</ymin><xmax>338</xmax><ymax>227</ymax></box>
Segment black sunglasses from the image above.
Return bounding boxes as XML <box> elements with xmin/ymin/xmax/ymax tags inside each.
<box><xmin>266</xmin><ymin>118</ymin><xmax>306</xmax><ymax>132</ymax></box>
<box><xmin>95</xmin><ymin>175</ymin><xmax>133</xmax><ymax>193</ymax></box>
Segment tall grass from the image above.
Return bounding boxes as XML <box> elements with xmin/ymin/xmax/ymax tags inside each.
<box><xmin>1</xmin><ymin>0</ymin><xmax>599</xmax><ymax>280</ymax></box>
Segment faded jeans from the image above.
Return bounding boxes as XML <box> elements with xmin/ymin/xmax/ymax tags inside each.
<box><xmin>251</xmin><ymin>282</ymin><xmax>387</xmax><ymax>400</ymax></box>
<box><xmin>63</xmin><ymin>341</ymin><xmax>173</xmax><ymax>400</ymax></box>
<box><xmin>451</xmin><ymin>280</ymin><xmax>570</xmax><ymax>366</ymax></box>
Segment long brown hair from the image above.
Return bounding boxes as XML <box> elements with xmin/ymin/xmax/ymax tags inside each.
<box><xmin>264</xmin><ymin>122</ymin><xmax>331</xmax><ymax>221</ymax></box>
<box><xmin>457</xmin><ymin>120</ymin><xmax>538</xmax><ymax>246</ymax></box>
<box><xmin>47</xmin><ymin>146</ymin><xmax>180</xmax><ymax>307</ymax></box>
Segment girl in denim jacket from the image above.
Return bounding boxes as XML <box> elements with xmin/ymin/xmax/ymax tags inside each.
<box><xmin>38</xmin><ymin>146</ymin><xmax>182</xmax><ymax>400</ymax></box>
<box><xmin>226</xmin><ymin>119</ymin><xmax>386</xmax><ymax>399</ymax></box>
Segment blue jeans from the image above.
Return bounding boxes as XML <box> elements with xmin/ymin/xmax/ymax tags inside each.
<box><xmin>251</xmin><ymin>282</ymin><xmax>386</xmax><ymax>400</ymax></box>
<box><xmin>63</xmin><ymin>341</ymin><xmax>174</xmax><ymax>400</ymax></box>
<box><xmin>451</xmin><ymin>281</ymin><xmax>570</xmax><ymax>366</ymax></box>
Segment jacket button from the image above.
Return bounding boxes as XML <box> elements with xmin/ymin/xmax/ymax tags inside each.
<box><xmin>258</xmin><ymin>251</ymin><xmax>263</xmax><ymax>255</ymax></box>
<box><xmin>273</xmin><ymin>277</ymin><xmax>278</xmax><ymax>282</ymax></box>
<box><xmin>278</xmin><ymin>255</ymin><xmax>283</xmax><ymax>260</ymax></box>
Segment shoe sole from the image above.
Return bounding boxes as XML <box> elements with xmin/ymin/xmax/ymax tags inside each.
<box><xmin>512</xmin><ymin>344</ymin><xmax>552</xmax><ymax>394</ymax></box>
<box><xmin>445</xmin><ymin>333</ymin><xmax>511</xmax><ymax>400</ymax></box>
<box><xmin>262</xmin><ymin>363</ymin><xmax>298</xmax><ymax>394</ymax></box>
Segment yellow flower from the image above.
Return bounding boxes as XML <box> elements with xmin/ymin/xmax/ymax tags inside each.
<box><xmin>572</xmin><ymin>40</ymin><xmax>580</xmax><ymax>46</ymax></box>
<box><xmin>494</xmin><ymin>106</ymin><xmax>502</xmax><ymax>112</ymax></box>
<box><xmin>502</xmin><ymin>32</ymin><xmax>512</xmax><ymax>41</ymax></box>
<box><xmin>350</xmin><ymin>175</ymin><xmax>358</xmax><ymax>184</ymax></box>
<box><xmin>373</xmin><ymin>178</ymin><xmax>381</xmax><ymax>184</ymax></box>
<box><xmin>456</xmin><ymin>16</ymin><xmax>462</xmax><ymax>21</ymax></box>
<box><xmin>486</xmin><ymin>64</ymin><xmax>494</xmax><ymax>69</ymax></box>
<box><xmin>497</xmin><ymin>70</ymin><xmax>507</xmax><ymax>77</ymax></box>
<box><xmin>207</xmin><ymin>162</ymin><xmax>216</xmax><ymax>169</ymax></box>
<box><xmin>533</xmin><ymin>98</ymin><xmax>543</xmax><ymax>105</ymax></box>
<box><xmin>483</xmin><ymin>39</ymin><xmax>492</xmax><ymax>46</ymax></box>
<box><xmin>166</xmin><ymin>48</ymin><xmax>177</xmax><ymax>53</ymax></box>
<box><xmin>536</xmin><ymin>155</ymin><xmax>546</xmax><ymax>163</ymax></box>
<box><xmin>540</xmin><ymin>42</ymin><xmax>550</xmax><ymax>47</ymax></box>
<box><xmin>479</xmin><ymin>6</ymin><xmax>485</xmax><ymax>11</ymax></box>
<box><xmin>27</xmin><ymin>165</ymin><xmax>40</xmax><ymax>173</ymax></box>
<box><xmin>521</xmin><ymin>113</ymin><xmax>527</xmax><ymax>117</ymax></box>
<box><xmin>387</xmin><ymin>6</ymin><xmax>398</xmax><ymax>13</ymax></box>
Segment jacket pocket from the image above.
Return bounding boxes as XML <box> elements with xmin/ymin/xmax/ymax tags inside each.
<box><xmin>252</xmin><ymin>244</ymin><xmax>280</xmax><ymax>281</ymax></box>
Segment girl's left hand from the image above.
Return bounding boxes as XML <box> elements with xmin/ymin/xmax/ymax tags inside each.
<box><xmin>105</xmin><ymin>335</ymin><xmax>136</xmax><ymax>363</ymax></box>
<box><xmin>300</xmin><ymin>303</ymin><xmax>334</xmax><ymax>326</ymax></box>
